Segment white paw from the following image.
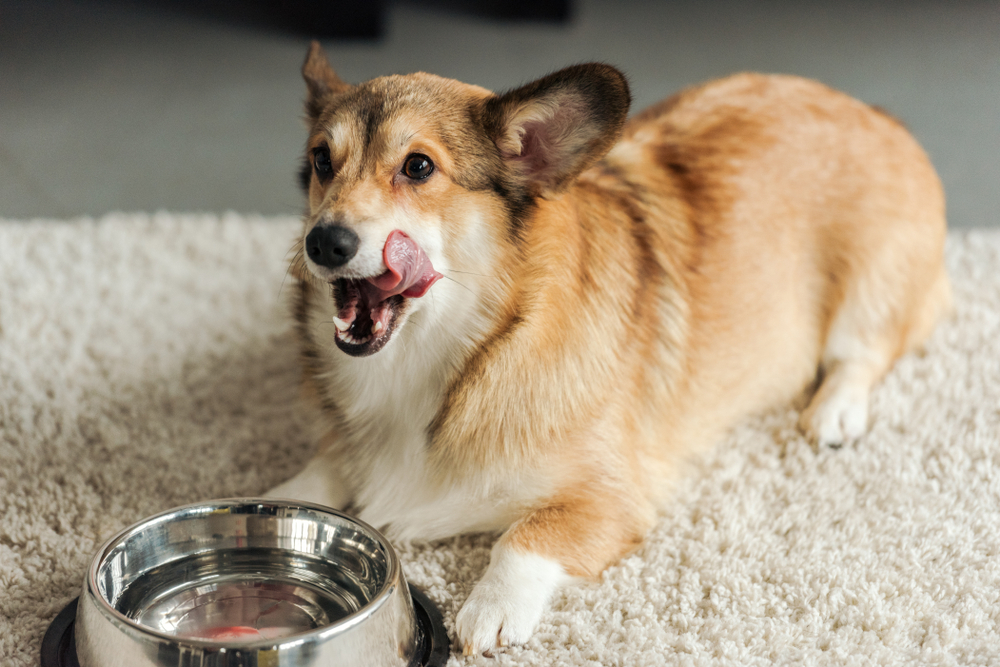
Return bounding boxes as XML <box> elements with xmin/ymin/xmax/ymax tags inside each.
<box><xmin>800</xmin><ymin>388</ymin><xmax>868</xmax><ymax>448</ymax></box>
<box><xmin>263</xmin><ymin>462</ymin><xmax>351</xmax><ymax>509</ymax></box>
<box><xmin>455</xmin><ymin>548</ymin><xmax>567</xmax><ymax>657</ymax></box>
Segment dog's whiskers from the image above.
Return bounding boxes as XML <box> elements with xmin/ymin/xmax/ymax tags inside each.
<box><xmin>279</xmin><ymin>247</ymin><xmax>305</xmax><ymax>299</ymax></box>
<box><xmin>445</xmin><ymin>269</ymin><xmax>488</xmax><ymax>278</ymax></box>
<box><xmin>442</xmin><ymin>274</ymin><xmax>475</xmax><ymax>295</ymax></box>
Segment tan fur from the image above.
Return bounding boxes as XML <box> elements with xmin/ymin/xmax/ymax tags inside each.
<box><xmin>279</xmin><ymin>45</ymin><xmax>949</xmax><ymax>655</ymax></box>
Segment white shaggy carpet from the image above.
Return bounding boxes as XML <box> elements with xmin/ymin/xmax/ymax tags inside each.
<box><xmin>2</xmin><ymin>213</ymin><xmax>999</xmax><ymax>667</ymax></box>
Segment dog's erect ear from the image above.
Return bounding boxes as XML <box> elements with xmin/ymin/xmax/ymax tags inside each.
<box><xmin>480</xmin><ymin>64</ymin><xmax>630</xmax><ymax>198</ymax></box>
<box><xmin>303</xmin><ymin>41</ymin><xmax>351</xmax><ymax>120</ymax></box>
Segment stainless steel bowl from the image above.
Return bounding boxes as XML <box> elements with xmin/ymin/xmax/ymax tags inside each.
<box><xmin>73</xmin><ymin>499</ymin><xmax>423</xmax><ymax>667</ymax></box>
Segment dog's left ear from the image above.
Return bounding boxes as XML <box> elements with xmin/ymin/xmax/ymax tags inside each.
<box><xmin>481</xmin><ymin>64</ymin><xmax>630</xmax><ymax>199</ymax></box>
<box><xmin>303</xmin><ymin>40</ymin><xmax>351</xmax><ymax>120</ymax></box>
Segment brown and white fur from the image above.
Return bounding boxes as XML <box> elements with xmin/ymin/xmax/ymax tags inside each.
<box><xmin>267</xmin><ymin>42</ymin><xmax>950</xmax><ymax>656</ymax></box>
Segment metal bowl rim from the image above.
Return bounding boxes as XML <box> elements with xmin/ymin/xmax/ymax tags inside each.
<box><xmin>83</xmin><ymin>497</ymin><xmax>404</xmax><ymax>650</ymax></box>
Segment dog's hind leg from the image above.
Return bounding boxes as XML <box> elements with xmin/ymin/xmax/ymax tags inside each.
<box><xmin>800</xmin><ymin>263</ymin><xmax>950</xmax><ymax>448</ymax></box>
<box><xmin>799</xmin><ymin>353</ymin><xmax>887</xmax><ymax>449</ymax></box>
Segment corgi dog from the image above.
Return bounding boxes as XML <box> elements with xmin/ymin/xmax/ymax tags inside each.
<box><xmin>267</xmin><ymin>41</ymin><xmax>949</xmax><ymax>657</ymax></box>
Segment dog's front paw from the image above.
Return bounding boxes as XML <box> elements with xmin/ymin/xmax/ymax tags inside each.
<box><xmin>455</xmin><ymin>580</ymin><xmax>544</xmax><ymax>656</ymax></box>
<box><xmin>455</xmin><ymin>547</ymin><xmax>567</xmax><ymax>657</ymax></box>
<box><xmin>263</xmin><ymin>458</ymin><xmax>352</xmax><ymax>509</ymax></box>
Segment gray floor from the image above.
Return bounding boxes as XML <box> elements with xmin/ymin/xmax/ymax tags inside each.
<box><xmin>2</xmin><ymin>0</ymin><xmax>998</xmax><ymax>227</ymax></box>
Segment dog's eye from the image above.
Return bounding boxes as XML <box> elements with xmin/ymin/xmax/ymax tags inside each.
<box><xmin>402</xmin><ymin>154</ymin><xmax>434</xmax><ymax>180</ymax></box>
<box><xmin>313</xmin><ymin>147</ymin><xmax>334</xmax><ymax>177</ymax></box>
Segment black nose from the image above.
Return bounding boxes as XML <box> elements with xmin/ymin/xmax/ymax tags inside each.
<box><xmin>305</xmin><ymin>224</ymin><xmax>360</xmax><ymax>269</ymax></box>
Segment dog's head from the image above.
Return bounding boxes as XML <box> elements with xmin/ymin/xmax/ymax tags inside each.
<box><xmin>297</xmin><ymin>42</ymin><xmax>630</xmax><ymax>357</ymax></box>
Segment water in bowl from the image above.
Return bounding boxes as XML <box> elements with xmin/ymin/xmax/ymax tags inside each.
<box><xmin>113</xmin><ymin>547</ymin><xmax>371</xmax><ymax>642</ymax></box>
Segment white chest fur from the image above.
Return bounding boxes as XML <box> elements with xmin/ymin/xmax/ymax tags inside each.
<box><xmin>306</xmin><ymin>277</ymin><xmax>548</xmax><ymax>542</ymax></box>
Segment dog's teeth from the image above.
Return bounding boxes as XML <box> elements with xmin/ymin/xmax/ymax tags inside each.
<box><xmin>337</xmin><ymin>328</ymin><xmax>375</xmax><ymax>347</ymax></box>
<box><xmin>333</xmin><ymin>316</ymin><xmax>350</xmax><ymax>332</ymax></box>
<box><xmin>372</xmin><ymin>321</ymin><xmax>383</xmax><ymax>334</ymax></box>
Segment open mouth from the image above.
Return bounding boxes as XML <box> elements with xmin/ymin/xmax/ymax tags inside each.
<box><xmin>330</xmin><ymin>230</ymin><xmax>441</xmax><ymax>357</ymax></box>
<box><xmin>331</xmin><ymin>280</ymin><xmax>404</xmax><ymax>356</ymax></box>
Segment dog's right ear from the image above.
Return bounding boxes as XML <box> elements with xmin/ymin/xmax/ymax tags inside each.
<box><xmin>480</xmin><ymin>63</ymin><xmax>630</xmax><ymax>199</ymax></box>
<box><xmin>303</xmin><ymin>41</ymin><xmax>351</xmax><ymax>120</ymax></box>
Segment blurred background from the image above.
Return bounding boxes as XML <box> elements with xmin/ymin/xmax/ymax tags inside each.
<box><xmin>1</xmin><ymin>0</ymin><xmax>997</xmax><ymax>227</ymax></box>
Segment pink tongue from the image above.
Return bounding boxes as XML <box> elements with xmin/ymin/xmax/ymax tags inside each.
<box><xmin>367</xmin><ymin>230</ymin><xmax>442</xmax><ymax>298</ymax></box>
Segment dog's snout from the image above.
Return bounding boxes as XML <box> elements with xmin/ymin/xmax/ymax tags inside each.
<box><xmin>305</xmin><ymin>224</ymin><xmax>360</xmax><ymax>269</ymax></box>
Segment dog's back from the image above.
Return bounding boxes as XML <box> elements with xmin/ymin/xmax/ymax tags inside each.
<box><xmin>598</xmin><ymin>73</ymin><xmax>949</xmax><ymax>465</ymax></box>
